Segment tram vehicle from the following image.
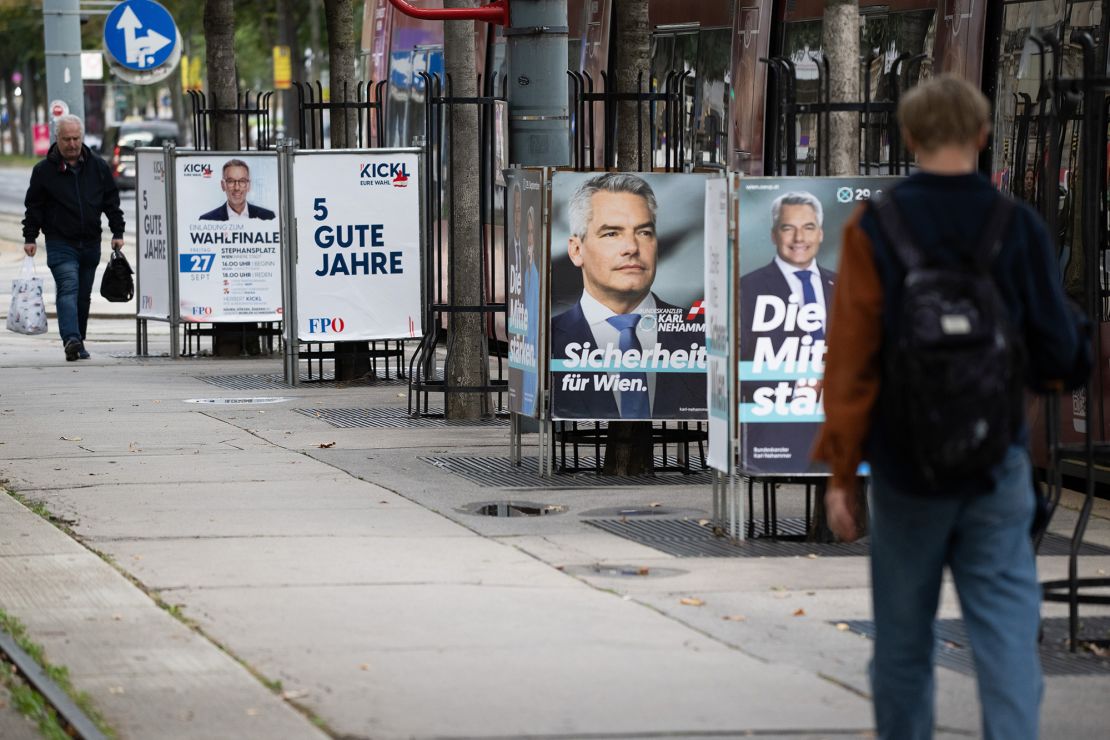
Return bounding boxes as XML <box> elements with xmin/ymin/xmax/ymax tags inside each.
<box><xmin>363</xmin><ymin>0</ymin><xmax>1109</xmax><ymax>478</ymax></box>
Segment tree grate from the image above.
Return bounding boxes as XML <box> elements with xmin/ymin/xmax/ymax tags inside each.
<box><xmin>586</xmin><ymin>517</ymin><xmax>869</xmax><ymax>557</ymax></box>
<box><xmin>839</xmin><ymin>617</ymin><xmax>1110</xmax><ymax>677</ymax></box>
<box><xmin>198</xmin><ymin>372</ymin><xmax>405</xmax><ymax>390</ymax></box>
<box><xmin>295</xmin><ymin>407</ymin><xmax>508</xmax><ymax>428</ymax></box>
<box><xmin>421</xmin><ymin>456</ymin><xmax>714</xmax><ymax>489</ymax></box>
<box><xmin>583</xmin><ymin>517</ymin><xmax>1110</xmax><ymax>559</ymax></box>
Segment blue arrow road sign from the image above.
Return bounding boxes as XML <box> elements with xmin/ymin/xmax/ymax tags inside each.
<box><xmin>103</xmin><ymin>0</ymin><xmax>177</xmax><ymax>72</ymax></box>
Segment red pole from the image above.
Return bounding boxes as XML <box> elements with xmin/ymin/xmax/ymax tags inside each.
<box><xmin>386</xmin><ymin>0</ymin><xmax>509</xmax><ymax>26</ymax></box>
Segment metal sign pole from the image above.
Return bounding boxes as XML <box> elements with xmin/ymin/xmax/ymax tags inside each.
<box><xmin>163</xmin><ymin>141</ymin><xmax>180</xmax><ymax>359</ymax></box>
<box><xmin>278</xmin><ymin>141</ymin><xmax>299</xmax><ymax>385</ymax></box>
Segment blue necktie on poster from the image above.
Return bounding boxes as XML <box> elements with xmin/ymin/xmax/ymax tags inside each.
<box><xmin>795</xmin><ymin>270</ymin><xmax>825</xmax><ymax>340</ymax></box>
<box><xmin>606</xmin><ymin>313</ymin><xmax>650</xmax><ymax>419</ymax></box>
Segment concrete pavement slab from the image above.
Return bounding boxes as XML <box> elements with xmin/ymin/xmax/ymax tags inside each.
<box><xmin>0</xmin><ymin>495</ymin><xmax>330</xmax><ymax>740</ymax></box>
<box><xmin>172</xmin><ymin>582</ymin><xmax>873</xmax><ymax>739</ymax></box>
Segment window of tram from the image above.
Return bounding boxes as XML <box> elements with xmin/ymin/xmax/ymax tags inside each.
<box><xmin>990</xmin><ymin>0</ymin><xmax>1106</xmax><ymax>307</ymax></box>
<box><xmin>650</xmin><ymin>27</ymin><xmax>730</xmax><ymax>169</ymax></box>
<box><xmin>781</xmin><ymin>10</ymin><xmax>936</xmax><ymax>175</ymax></box>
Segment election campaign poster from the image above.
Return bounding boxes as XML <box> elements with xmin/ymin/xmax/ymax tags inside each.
<box><xmin>505</xmin><ymin>168</ymin><xmax>545</xmax><ymax>418</ymax></box>
<box><xmin>737</xmin><ymin>176</ymin><xmax>900</xmax><ymax>474</ymax></box>
<box><xmin>136</xmin><ymin>148</ymin><xmax>170</xmax><ymax>320</ymax></box>
<box><xmin>549</xmin><ymin>171</ymin><xmax>709</xmax><ymax>422</ymax></box>
<box><xmin>705</xmin><ymin>176</ymin><xmax>734</xmax><ymax>472</ymax></box>
<box><xmin>174</xmin><ymin>152</ymin><xmax>282</xmax><ymax>322</ymax></box>
<box><xmin>292</xmin><ymin>150</ymin><xmax>422</xmax><ymax>342</ymax></box>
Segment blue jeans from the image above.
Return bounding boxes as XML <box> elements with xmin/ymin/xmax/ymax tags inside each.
<box><xmin>46</xmin><ymin>241</ymin><xmax>101</xmax><ymax>344</ymax></box>
<box><xmin>869</xmin><ymin>445</ymin><xmax>1043</xmax><ymax>740</ymax></box>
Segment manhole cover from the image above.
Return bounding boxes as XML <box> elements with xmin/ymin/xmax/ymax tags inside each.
<box><xmin>184</xmin><ymin>397</ymin><xmax>293</xmax><ymax>405</ymax></box>
<box><xmin>458</xmin><ymin>501</ymin><xmax>568</xmax><ymax>517</ymax></box>
<box><xmin>561</xmin><ymin>564</ymin><xmax>686</xmax><ymax>579</ymax></box>
<box><xmin>579</xmin><ymin>506</ymin><xmax>707</xmax><ymax>518</ymax></box>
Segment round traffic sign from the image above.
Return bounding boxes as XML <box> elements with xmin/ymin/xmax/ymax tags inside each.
<box><xmin>103</xmin><ymin>0</ymin><xmax>178</xmax><ymax>72</ymax></box>
<box><xmin>50</xmin><ymin>100</ymin><xmax>69</xmax><ymax>118</ymax></box>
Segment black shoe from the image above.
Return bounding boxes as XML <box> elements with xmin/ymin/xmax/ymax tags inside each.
<box><xmin>64</xmin><ymin>340</ymin><xmax>82</xmax><ymax>362</ymax></box>
<box><xmin>78</xmin><ymin>348</ymin><xmax>90</xmax><ymax>360</ymax></box>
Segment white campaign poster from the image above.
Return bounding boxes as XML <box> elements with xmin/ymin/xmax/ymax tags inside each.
<box><xmin>136</xmin><ymin>149</ymin><xmax>169</xmax><ymax>320</ymax></box>
<box><xmin>705</xmin><ymin>176</ymin><xmax>732</xmax><ymax>473</ymax></box>
<box><xmin>174</xmin><ymin>152</ymin><xmax>283</xmax><ymax>322</ymax></box>
<box><xmin>292</xmin><ymin>150</ymin><xmax>422</xmax><ymax>341</ymax></box>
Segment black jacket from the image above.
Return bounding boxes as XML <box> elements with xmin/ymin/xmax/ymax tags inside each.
<box><xmin>22</xmin><ymin>143</ymin><xmax>125</xmax><ymax>245</ymax></box>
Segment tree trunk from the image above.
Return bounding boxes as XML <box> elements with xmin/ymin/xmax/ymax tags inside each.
<box><xmin>823</xmin><ymin>0</ymin><xmax>859</xmax><ymax>176</ymax></box>
<box><xmin>613</xmin><ymin>0</ymin><xmax>650</xmax><ymax>171</ymax></box>
<box><xmin>204</xmin><ymin>0</ymin><xmax>239</xmax><ymax>150</ymax></box>
<box><xmin>604</xmin><ymin>0</ymin><xmax>654</xmax><ymax>474</ymax></box>
<box><xmin>323</xmin><ymin>0</ymin><xmax>357</xmax><ymax>148</ymax></box>
<box><xmin>443</xmin><ymin>0</ymin><xmax>490</xmax><ymax>419</ymax></box>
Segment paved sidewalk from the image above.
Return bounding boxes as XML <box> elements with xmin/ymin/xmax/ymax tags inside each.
<box><xmin>1</xmin><ymin>234</ymin><xmax>1109</xmax><ymax>736</ymax></box>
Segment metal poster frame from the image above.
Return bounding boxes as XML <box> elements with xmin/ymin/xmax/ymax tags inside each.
<box><xmin>279</xmin><ymin>146</ymin><xmax>426</xmax><ymax>385</ymax></box>
<box><xmin>505</xmin><ymin>167</ymin><xmax>550</xmax><ymax>471</ymax></box>
<box><xmin>134</xmin><ymin>144</ymin><xmax>180</xmax><ymax>358</ymax></box>
<box><xmin>171</xmin><ymin>148</ymin><xmax>284</xmax><ymax>329</ymax></box>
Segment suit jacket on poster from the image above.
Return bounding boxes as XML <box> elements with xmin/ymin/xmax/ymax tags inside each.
<box><xmin>550</xmin><ymin>296</ymin><xmax>706</xmax><ymax>421</ymax></box>
<box><xmin>739</xmin><ymin>261</ymin><xmax>836</xmax><ymax>361</ymax></box>
<box><xmin>198</xmin><ymin>202</ymin><xmax>276</xmax><ymax>221</ymax></box>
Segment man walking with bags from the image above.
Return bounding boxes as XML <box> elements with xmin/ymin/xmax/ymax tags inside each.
<box><xmin>22</xmin><ymin>114</ymin><xmax>125</xmax><ymax>361</ymax></box>
<box><xmin>814</xmin><ymin>75</ymin><xmax>1088</xmax><ymax>739</ymax></box>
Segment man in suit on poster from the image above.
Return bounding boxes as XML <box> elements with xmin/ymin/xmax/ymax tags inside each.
<box><xmin>739</xmin><ymin>190</ymin><xmax>836</xmax><ymax>472</ymax></box>
<box><xmin>551</xmin><ymin>172</ymin><xmax>706</xmax><ymax>421</ymax></box>
<box><xmin>199</xmin><ymin>159</ymin><xmax>276</xmax><ymax>221</ymax></box>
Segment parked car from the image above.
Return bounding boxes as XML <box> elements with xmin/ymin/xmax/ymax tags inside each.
<box><xmin>101</xmin><ymin>120</ymin><xmax>180</xmax><ymax>190</ymax></box>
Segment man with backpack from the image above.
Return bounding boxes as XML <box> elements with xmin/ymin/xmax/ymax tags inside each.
<box><xmin>813</xmin><ymin>75</ymin><xmax>1087</xmax><ymax>739</ymax></box>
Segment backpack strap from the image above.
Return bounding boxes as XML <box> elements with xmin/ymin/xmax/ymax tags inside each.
<box><xmin>871</xmin><ymin>192</ymin><xmax>924</xmax><ymax>270</ymax></box>
<box><xmin>972</xmin><ymin>195</ymin><xmax>1016</xmax><ymax>272</ymax></box>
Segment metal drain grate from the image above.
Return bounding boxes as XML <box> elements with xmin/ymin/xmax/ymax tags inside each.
<box><xmin>422</xmin><ymin>456</ymin><xmax>714</xmax><ymax>489</ymax></box>
<box><xmin>295</xmin><ymin>407</ymin><xmax>508</xmax><ymax>428</ymax></box>
<box><xmin>586</xmin><ymin>517</ymin><xmax>869</xmax><ymax>557</ymax></box>
<box><xmin>585</xmin><ymin>517</ymin><xmax>1110</xmax><ymax>559</ymax></box>
<box><xmin>199</xmin><ymin>372</ymin><xmax>405</xmax><ymax>390</ymax></box>
<box><xmin>840</xmin><ymin>617</ymin><xmax>1110</xmax><ymax>677</ymax></box>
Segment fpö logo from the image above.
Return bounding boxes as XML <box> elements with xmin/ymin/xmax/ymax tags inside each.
<box><xmin>359</xmin><ymin>161</ymin><xmax>410</xmax><ymax>188</ymax></box>
<box><xmin>191</xmin><ymin>306</ymin><xmax>213</xmax><ymax>316</ymax></box>
<box><xmin>182</xmin><ymin>163</ymin><xmax>213</xmax><ymax>178</ymax></box>
<box><xmin>308</xmin><ymin>317</ymin><xmax>345</xmax><ymax>334</ymax></box>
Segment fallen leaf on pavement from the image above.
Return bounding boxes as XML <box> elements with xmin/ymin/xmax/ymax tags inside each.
<box><xmin>359</xmin><ymin>663</ymin><xmax>370</xmax><ymax>671</ymax></box>
<box><xmin>680</xmin><ymin>597</ymin><xmax>705</xmax><ymax>607</ymax></box>
<box><xmin>792</xmin><ymin>608</ymin><xmax>806</xmax><ymax>617</ymax></box>
<box><xmin>60</xmin><ymin>436</ymin><xmax>82</xmax><ymax>442</ymax></box>
<box><xmin>697</xmin><ymin>518</ymin><xmax>711</xmax><ymax>526</ymax></box>
<box><xmin>245</xmin><ymin>708</ymin><xmax>259</xmax><ymax>716</ymax></box>
<box><xmin>806</xmin><ymin>553</ymin><xmax>819</xmax><ymax>559</ymax></box>
<box><xmin>836</xmin><ymin>622</ymin><xmax>851</xmax><ymax>631</ymax></box>
<box><xmin>128</xmin><ymin>442</ymin><xmax>141</xmax><ymax>452</ymax></box>
<box><xmin>318</xmin><ymin>442</ymin><xmax>336</xmax><ymax>448</ymax></box>
<box><xmin>281</xmin><ymin>690</ymin><xmax>308</xmax><ymax>700</ymax></box>
<box><xmin>723</xmin><ymin>614</ymin><xmax>747</xmax><ymax>622</ymax></box>
<box><xmin>649</xmin><ymin>502</ymin><xmax>663</xmax><ymax>508</ymax></box>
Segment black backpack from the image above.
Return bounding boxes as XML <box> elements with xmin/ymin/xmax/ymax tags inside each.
<box><xmin>873</xmin><ymin>193</ymin><xmax>1023</xmax><ymax>485</ymax></box>
<box><xmin>100</xmin><ymin>249</ymin><xmax>134</xmax><ymax>302</ymax></box>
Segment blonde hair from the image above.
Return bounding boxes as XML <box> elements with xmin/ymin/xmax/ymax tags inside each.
<box><xmin>897</xmin><ymin>74</ymin><xmax>991</xmax><ymax>152</ymax></box>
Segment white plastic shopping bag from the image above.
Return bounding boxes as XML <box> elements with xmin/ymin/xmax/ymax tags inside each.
<box><xmin>6</xmin><ymin>256</ymin><xmax>48</xmax><ymax>335</ymax></box>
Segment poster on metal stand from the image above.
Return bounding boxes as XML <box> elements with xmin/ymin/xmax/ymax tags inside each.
<box><xmin>135</xmin><ymin>146</ymin><xmax>173</xmax><ymax>356</ymax></box>
<box><xmin>505</xmin><ymin>168</ymin><xmax>548</xmax><ymax>468</ymax></box>
<box><xmin>289</xmin><ymin>149</ymin><xmax>424</xmax><ymax>346</ymax></box>
<box><xmin>737</xmin><ymin>176</ymin><xmax>901</xmax><ymax>475</ymax></box>
<box><xmin>548</xmin><ymin>171</ymin><xmax>710</xmax><ymax>422</ymax></box>
<box><xmin>172</xmin><ymin>151</ymin><xmax>283</xmax><ymax>323</ymax></box>
<box><xmin>705</xmin><ymin>175</ymin><xmax>735</xmax><ymax>473</ymax></box>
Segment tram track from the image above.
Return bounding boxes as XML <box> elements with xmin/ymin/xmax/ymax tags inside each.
<box><xmin>0</xmin><ymin>625</ymin><xmax>107</xmax><ymax>740</ymax></box>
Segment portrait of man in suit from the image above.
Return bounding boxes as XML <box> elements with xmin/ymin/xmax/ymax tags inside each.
<box><xmin>199</xmin><ymin>159</ymin><xmax>276</xmax><ymax>221</ymax></box>
<box><xmin>551</xmin><ymin>172</ymin><xmax>706</xmax><ymax>421</ymax></box>
<box><xmin>739</xmin><ymin>190</ymin><xmax>836</xmax><ymax>472</ymax></box>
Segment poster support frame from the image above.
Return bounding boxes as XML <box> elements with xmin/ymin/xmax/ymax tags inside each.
<box><xmin>163</xmin><ymin>142</ymin><xmax>181</xmax><ymax>359</ymax></box>
<box><xmin>279</xmin><ymin>141</ymin><xmax>299</xmax><ymax>385</ymax></box>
